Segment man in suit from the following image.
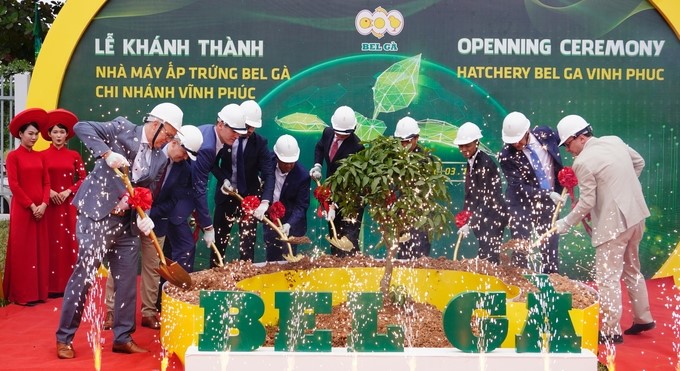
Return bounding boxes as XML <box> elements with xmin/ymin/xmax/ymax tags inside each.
<box><xmin>454</xmin><ymin>122</ymin><xmax>508</xmax><ymax>264</ymax></box>
<box><xmin>103</xmin><ymin>124</ymin><xmax>204</xmax><ymax>331</ymax></box>
<box><xmin>555</xmin><ymin>115</ymin><xmax>654</xmax><ymax>344</ymax></box>
<box><xmin>393</xmin><ymin>116</ymin><xmax>432</xmax><ymax>259</ymax></box>
<box><xmin>191</xmin><ymin>103</ymin><xmax>255</xmax><ymax>265</ymax></box>
<box><xmin>310</xmin><ymin>106</ymin><xmax>365</xmax><ymax>256</ymax></box>
<box><xmin>212</xmin><ymin>100</ymin><xmax>274</xmax><ymax>263</ymax></box>
<box><xmin>56</xmin><ymin>102</ymin><xmax>182</xmax><ymax>359</ymax></box>
<box><xmin>261</xmin><ymin>135</ymin><xmax>310</xmax><ymax>261</ymax></box>
<box><xmin>498</xmin><ymin>111</ymin><xmax>564</xmax><ymax>273</ymax></box>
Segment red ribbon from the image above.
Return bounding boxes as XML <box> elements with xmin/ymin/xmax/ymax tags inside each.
<box><xmin>241</xmin><ymin>195</ymin><xmax>261</xmax><ymax>221</ymax></box>
<box><xmin>127</xmin><ymin>187</ymin><xmax>153</xmax><ymax>210</ymax></box>
<box><xmin>268</xmin><ymin>201</ymin><xmax>286</xmax><ymax>223</ymax></box>
<box><xmin>455</xmin><ymin>210</ymin><xmax>472</xmax><ymax>228</ymax></box>
<box><xmin>558</xmin><ymin>166</ymin><xmax>578</xmax><ymax>203</ymax></box>
<box><xmin>314</xmin><ymin>185</ymin><xmax>332</xmax><ymax>217</ymax></box>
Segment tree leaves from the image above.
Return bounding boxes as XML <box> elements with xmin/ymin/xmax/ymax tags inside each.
<box><xmin>372</xmin><ymin>54</ymin><xmax>421</xmax><ymax>119</ymax></box>
<box><xmin>325</xmin><ymin>136</ymin><xmax>453</xmax><ymax>246</ymax></box>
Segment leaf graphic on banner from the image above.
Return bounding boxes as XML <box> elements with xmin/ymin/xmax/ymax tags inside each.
<box><xmin>419</xmin><ymin>119</ymin><xmax>492</xmax><ymax>152</ymax></box>
<box><xmin>354</xmin><ymin>111</ymin><xmax>386</xmax><ymax>141</ymax></box>
<box><xmin>275</xmin><ymin>113</ymin><xmax>328</xmax><ymax>133</ymax></box>
<box><xmin>372</xmin><ymin>54</ymin><xmax>421</xmax><ymax>119</ymax></box>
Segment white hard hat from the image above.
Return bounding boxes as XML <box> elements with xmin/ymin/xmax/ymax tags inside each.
<box><xmin>502</xmin><ymin>111</ymin><xmax>531</xmax><ymax>144</ymax></box>
<box><xmin>177</xmin><ymin>125</ymin><xmax>203</xmax><ymax>161</ymax></box>
<box><xmin>557</xmin><ymin>114</ymin><xmax>591</xmax><ymax>146</ymax></box>
<box><xmin>453</xmin><ymin>122</ymin><xmax>483</xmax><ymax>145</ymax></box>
<box><xmin>331</xmin><ymin>106</ymin><xmax>357</xmax><ymax>133</ymax></box>
<box><xmin>394</xmin><ymin>117</ymin><xmax>420</xmax><ymax>140</ymax></box>
<box><xmin>240</xmin><ymin>100</ymin><xmax>262</xmax><ymax>128</ymax></box>
<box><xmin>217</xmin><ymin>103</ymin><xmax>248</xmax><ymax>134</ymax></box>
<box><xmin>148</xmin><ymin>102</ymin><xmax>183</xmax><ymax>131</ymax></box>
<box><xmin>273</xmin><ymin>134</ymin><xmax>300</xmax><ymax>163</ymax></box>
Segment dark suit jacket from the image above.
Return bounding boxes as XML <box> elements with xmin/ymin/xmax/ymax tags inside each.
<box><xmin>274</xmin><ymin>161</ymin><xmax>310</xmax><ymax>237</ymax></box>
<box><xmin>464</xmin><ymin>150</ymin><xmax>508</xmax><ymax>230</ymax></box>
<box><xmin>498</xmin><ymin>126</ymin><xmax>563</xmax><ymax>209</ymax></box>
<box><xmin>149</xmin><ymin>159</ymin><xmax>196</xmax><ymax>237</ymax></box>
<box><xmin>313</xmin><ymin>127</ymin><xmax>364</xmax><ymax>177</ymax></box>
<box><xmin>192</xmin><ymin>124</ymin><xmax>220</xmax><ymax>228</ymax></box>
<box><xmin>214</xmin><ymin>132</ymin><xmax>275</xmax><ymax>205</ymax></box>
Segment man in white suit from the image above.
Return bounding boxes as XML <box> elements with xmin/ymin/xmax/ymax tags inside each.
<box><xmin>555</xmin><ymin>115</ymin><xmax>654</xmax><ymax>345</ymax></box>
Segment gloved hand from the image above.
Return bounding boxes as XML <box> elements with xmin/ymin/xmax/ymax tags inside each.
<box><xmin>136</xmin><ymin>215</ymin><xmax>155</xmax><ymax>236</ymax></box>
<box><xmin>555</xmin><ymin>218</ymin><xmax>570</xmax><ymax>234</ymax></box>
<box><xmin>105</xmin><ymin>151</ymin><xmax>130</xmax><ymax>169</ymax></box>
<box><xmin>203</xmin><ymin>228</ymin><xmax>215</xmax><ymax>245</ymax></box>
<box><xmin>115</xmin><ymin>195</ymin><xmax>130</xmax><ymax>212</ymax></box>
<box><xmin>282</xmin><ymin>223</ymin><xmax>291</xmax><ymax>236</ymax></box>
<box><xmin>325</xmin><ymin>204</ymin><xmax>336</xmax><ymax>221</ymax></box>
<box><xmin>309</xmin><ymin>163</ymin><xmax>322</xmax><ymax>180</ymax></box>
<box><xmin>549</xmin><ymin>191</ymin><xmax>566</xmax><ymax>205</ymax></box>
<box><xmin>221</xmin><ymin>179</ymin><xmax>235</xmax><ymax>194</ymax></box>
<box><xmin>253</xmin><ymin>200</ymin><xmax>270</xmax><ymax>221</ymax></box>
<box><xmin>457</xmin><ymin>224</ymin><xmax>470</xmax><ymax>238</ymax></box>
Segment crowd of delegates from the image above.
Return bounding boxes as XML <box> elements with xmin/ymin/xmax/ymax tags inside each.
<box><xmin>1</xmin><ymin>103</ymin><xmax>654</xmax><ymax>357</ymax></box>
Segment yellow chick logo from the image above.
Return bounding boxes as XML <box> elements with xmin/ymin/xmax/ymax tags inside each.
<box><xmin>355</xmin><ymin>7</ymin><xmax>404</xmax><ymax>39</ymax></box>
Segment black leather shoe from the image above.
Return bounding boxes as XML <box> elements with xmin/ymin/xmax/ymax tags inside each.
<box><xmin>598</xmin><ymin>333</ymin><xmax>623</xmax><ymax>344</ymax></box>
<box><xmin>624</xmin><ymin>321</ymin><xmax>655</xmax><ymax>335</ymax></box>
<box><xmin>112</xmin><ymin>340</ymin><xmax>148</xmax><ymax>354</ymax></box>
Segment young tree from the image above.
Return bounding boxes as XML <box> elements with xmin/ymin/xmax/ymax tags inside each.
<box><xmin>325</xmin><ymin>136</ymin><xmax>453</xmax><ymax>299</ymax></box>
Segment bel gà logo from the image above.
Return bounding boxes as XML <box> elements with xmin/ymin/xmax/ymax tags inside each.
<box><xmin>355</xmin><ymin>7</ymin><xmax>404</xmax><ymax>39</ymax></box>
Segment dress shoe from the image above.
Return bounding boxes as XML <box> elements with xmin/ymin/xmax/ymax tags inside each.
<box><xmin>623</xmin><ymin>321</ymin><xmax>655</xmax><ymax>335</ymax></box>
<box><xmin>141</xmin><ymin>315</ymin><xmax>161</xmax><ymax>330</ymax></box>
<box><xmin>598</xmin><ymin>333</ymin><xmax>624</xmax><ymax>344</ymax></box>
<box><xmin>112</xmin><ymin>340</ymin><xmax>148</xmax><ymax>354</ymax></box>
<box><xmin>57</xmin><ymin>342</ymin><xmax>75</xmax><ymax>359</ymax></box>
<box><xmin>103</xmin><ymin>311</ymin><xmax>113</xmax><ymax>330</ymax></box>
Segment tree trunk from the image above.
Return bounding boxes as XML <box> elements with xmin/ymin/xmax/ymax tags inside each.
<box><xmin>379</xmin><ymin>234</ymin><xmax>399</xmax><ymax>301</ymax></box>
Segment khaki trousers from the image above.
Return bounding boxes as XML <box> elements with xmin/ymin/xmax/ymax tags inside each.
<box><xmin>105</xmin><ymin>234</ymin><xmax>165</xmax><ymax>317</ymax></box>
<box><xmin>595</xmin><ymin>220</ymin><xmax>653</xmax><ymax>335</ymax></box>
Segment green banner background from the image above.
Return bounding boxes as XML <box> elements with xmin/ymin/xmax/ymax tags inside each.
<box><xmin>56</xmin><ymin>0</ymin><xmax>680</xmax><ymax>280</ymax></box>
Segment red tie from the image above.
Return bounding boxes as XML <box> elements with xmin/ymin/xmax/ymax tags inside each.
<box><xmin>329</xmin><ymin>138</ymin><xmax>340</xmax><ymax>161</ymax></box>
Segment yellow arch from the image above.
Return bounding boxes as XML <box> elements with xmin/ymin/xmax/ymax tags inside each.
<box><xmin>26</xmin><ymin>0</ymin><xmax>680</xmax><ymax>278</ymax></box>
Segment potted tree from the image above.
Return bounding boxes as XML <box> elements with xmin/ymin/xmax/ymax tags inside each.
<box><xmin>325</xmin><ymin>135</ymin><xmax>453</xmax><ymax>300</ymax></box>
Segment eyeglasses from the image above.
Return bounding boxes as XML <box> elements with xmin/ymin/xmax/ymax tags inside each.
<box><xmin>564</xmin><ymin>136</ymin><xmax>576</xmax><ymax>148</ymax></box>
<box><xmin>160</xmin><ymin>124</ymin><xmax>177</xmax><ymax>140</ymax></box>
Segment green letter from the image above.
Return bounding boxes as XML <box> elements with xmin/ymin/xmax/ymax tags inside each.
<box><xmin>515</xmin><ymin>274</ymin><xmax>581</xmax><ymax>353</ymax></box>
<box><xmin>347</xmin><ymin>292</ymin><xmax>404</xmax><ymax>352</ymax></box>
<box><xmin>198</xmin><ymin>291</ymin><xmax>266</xmax><ymax>351</ymax></box>
<box><xmin>442</xmin><ymin>291</ymin><xmax>508</xmax><ymax>352</ymax></box>
<box><xmin>274</xmin><ymin>291</ymin><xmax>332</xmax><ymax>352</ymax></box>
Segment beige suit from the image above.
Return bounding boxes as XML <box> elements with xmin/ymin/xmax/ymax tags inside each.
<box><xmin>562</xmin><ymin>136</ymin><xmax>653</xmax><ymax>336</ymax></box>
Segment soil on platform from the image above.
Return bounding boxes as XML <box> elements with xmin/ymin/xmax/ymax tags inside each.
<box><xmin>165</xmin><ymin>254</ymin><xmax>596</xmax><ymax>347</ymax></box>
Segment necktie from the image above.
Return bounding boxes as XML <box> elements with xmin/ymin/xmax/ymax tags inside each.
<box><xmin>329</xmin><ymin>138</ymin><xmax>340</xmax><ymax>162</ymax></box>
<box><xmin>236</xmin><ymin>138</ymin><xmax>247</xmax><ymax>194</ymax></box>
<box><xmin>526</xmin><ymin>145</ymin><xmax>550</xmax><ymax>190</ymax></box>
<box><xmin>152</xmin><ymin>159</ymin><xmax>170</xmax><ymax>201</ymax></box>
<box><xmin>132</xmin><ymin>143</ymin><xmax>150</xmax><ymax>182</ymax></box>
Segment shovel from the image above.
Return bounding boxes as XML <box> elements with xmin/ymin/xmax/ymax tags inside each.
<box><xmin>312</xmin><ymin>178</ymin><xmax>354</xmax><ymax>252</ymax></box>
<box><xmin>113</xmin><ymin>168</ymin><xmax>193</xmax><ymax>289</ymax></box>
<box><xmin>453</xmin><ymin>232</ymin><xmax>464</xmax><ymax>260</ymax></box>
<box><xmin>209</xmin><ymin>242</ymin><xmax>225</xmax><ymax>267</ymax></box>
<box><xmin>531</xmin><ymin>226</ymin><xmax>558</xmax><ymax>249</ymax></box>
<box><xmin>224</xmin><ymin>190</ymin><xmax>304</xmax><ymax>262</ymax></box>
